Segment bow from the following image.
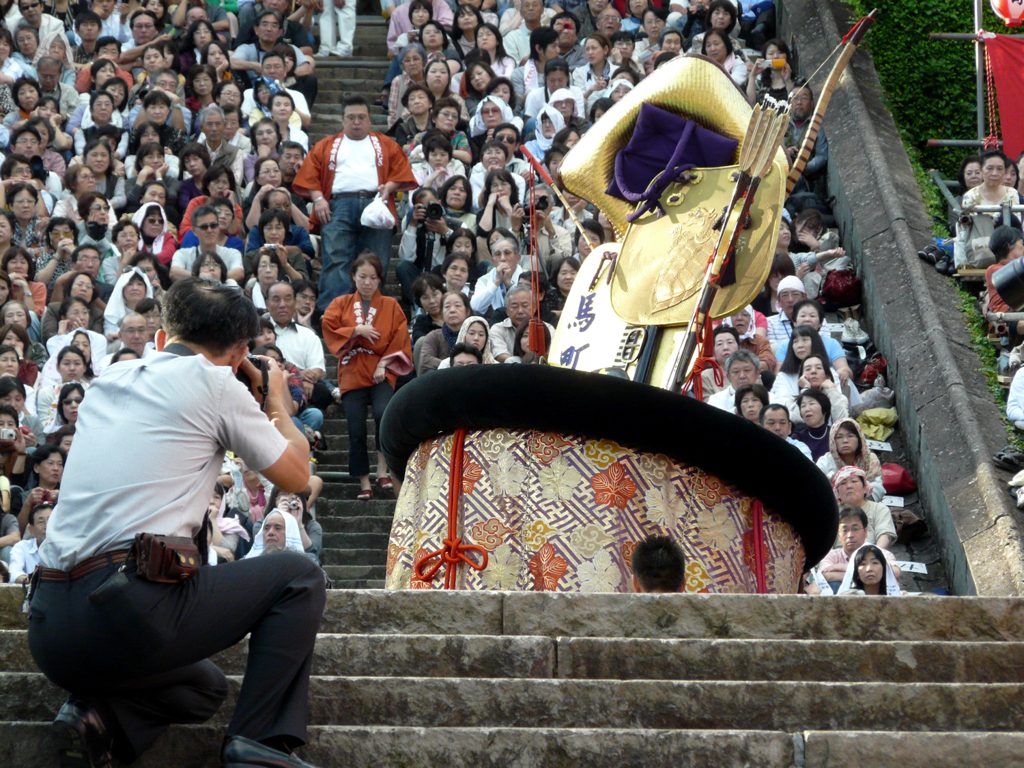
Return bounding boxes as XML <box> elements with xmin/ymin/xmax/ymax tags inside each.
<box><xmin>786</xmin><ymin>10</ymin><xmax>878</xmax><ymax>196</ymax></box>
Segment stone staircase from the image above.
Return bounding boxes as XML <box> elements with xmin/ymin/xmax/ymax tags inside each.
<box><xmin>2</xmin><ymin>589</ymin><xmax>1024</xmax><ymax>766</ymax></box>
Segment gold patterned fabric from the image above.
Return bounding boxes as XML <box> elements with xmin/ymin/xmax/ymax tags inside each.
<box><xmin>386</xmin><ymin>428</ymin><xmax>805</xmax><ymax>593</ymax></box>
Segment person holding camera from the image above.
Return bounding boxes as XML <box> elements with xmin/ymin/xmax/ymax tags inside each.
<box><xmin>525</xmin><ymin>183</ymin><xmax>571</xmax><ymax>272</ymax></box>
<box><xmin>29</xmin><ymin>277</ymin><xmax>326</xmax><ymax>768</ymax></box>
<box><xmin>396</xmin><ymin>186</ymin><xmax>461</xmax><ymax>307</ymax></box>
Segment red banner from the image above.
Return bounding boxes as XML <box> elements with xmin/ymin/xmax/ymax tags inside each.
<box><xmin>986</xmin><ymin>34</ymin><xmax>1024</xmax><ymax>159</ymax></box>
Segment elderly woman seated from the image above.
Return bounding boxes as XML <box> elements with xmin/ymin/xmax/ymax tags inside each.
<box><xmin>830</xmin><ymin>466</ymin><xmax>895</xmax><ymax>549</ymax></box>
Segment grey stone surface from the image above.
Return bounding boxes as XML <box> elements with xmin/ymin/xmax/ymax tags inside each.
<box><xmin>557</xmin><ymin>637</ymin><xmax>1024</xmax><ymax>683</ymax></box>
<box><xmin>0</xmin><ymin>723</ymin><xmax>795</xmax><ymax>768</ymax></box>
<box><xmin>8</xmin><ymin>670</ymin><xmax>1024</xmax><ymax>731</ymax></box>
<box><xmin>503</xmin><ymin>592</ymin><xmax>1024</xmax><ymax>641</ymax></box>
<box><xmin>318</xmin><ymin>589</ymin><xmax>503</xmax><ymax>635</ymax></box>
<box><xmin>0</xmin><ymin>630</ymin><xmax>556</xmax><ymax>678</ymax></box>
<box><xmin>803</xmin><ymin>730</ymin><xmax>1024</xmax><ymax>766</ymax></box>
<box><xmin>779</xmin><ymin>0</ymin><xmax>1024</xmax><ymax>595</ymax></box>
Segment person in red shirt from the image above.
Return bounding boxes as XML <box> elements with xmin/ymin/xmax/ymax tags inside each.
<box><xmin>985</xmin><ymin>225</ymin><xmax>1024</xmax><ymax>333</ymax></box>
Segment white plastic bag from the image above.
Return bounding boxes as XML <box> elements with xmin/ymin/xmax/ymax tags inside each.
<box><xmin>360</xmin><ymin>194</ymin><xmax>395</xmax><ymax>229</ymax></box>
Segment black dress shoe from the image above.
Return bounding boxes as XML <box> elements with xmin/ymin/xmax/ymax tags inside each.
<box><xmin>222</xmin><ymin>736</ymin><xmax>322</xmax><ymax>768</ymax></box>
<box><xmin>51</xmin><ymin>699</ymin><xmax>113</xmax><ymax>768</ymax></box>
<box><xmin>935</xmin><ymin>254</ymin><xmax>956</xmax><ymax>275</ymax></box>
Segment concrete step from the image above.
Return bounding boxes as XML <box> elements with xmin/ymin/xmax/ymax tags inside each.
<box><xmin>323</xmin><ymin>564</ymin><xmax>386</xmax><ymax>582</ymax></box>
<box><xmin>8</xmin><ymin>589</ymin><xmax>1024</xmax><ymax>640</ymax></box>
<box><xmin>6</xmin><ymin>628</ymin><xmax>1022</xmax><ymax>684</ymax></box>
<box><xmin>320</xmin><ymin>548</ymin><xmax>385</xmax><ymax>566</ymax></box>
<box><xmin>322</xmin><ymin>532</ymin><xmax>390</xmax><ymax>549</ymax></box>
<box><xmin>0</xmin><ymin>723</ymin><xmax>802</xmax><ymax>768</ymax></box>
<box><xmin>319</xmin><ymin>514</ymin><xmax>395</xmax><ymax>533</ymax></box>
<box><xmin>331</xmin><ymin>579</ymin><xmax>387</xmax><ymax>589</ymax></box>
<box><xmin>6</xmin><ymin>673</ymin><xmax>1024</xmax><ymax>731</ymax></box>
<box><xmin>317</xmin><ymin>499</ymin><xmax>396</xmax><ymax>518</ymax></box>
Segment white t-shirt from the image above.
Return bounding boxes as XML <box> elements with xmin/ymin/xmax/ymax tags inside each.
<box><xmin>331</xmin><ymin>136</ymin><xmax>378</xmax><ymax>194</ymax></box>
<box><xmin>40</xmin><ymin>352</ymin><xmax>290</xmax><ymax>570</ymax></box>
<box><xmin>272</xmin><ymin>320</ymin><xmax>326</xmax><ymax>372</ymax></box>
<box><xmin>171</xmin><ymin>244</ymin><xmax>244</xmax><ymax>275</ymax></box>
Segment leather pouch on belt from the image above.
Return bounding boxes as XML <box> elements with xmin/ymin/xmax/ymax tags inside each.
<box><xmin>134</xmin><ymin>533</ymin><xmax>201</xmax><ymax>583</ymax></box>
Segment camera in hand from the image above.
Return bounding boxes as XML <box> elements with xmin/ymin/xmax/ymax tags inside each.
<box><xmin>0</xmin><ymin>428</ymin><xmax>15</xmax><ymax>441</ymax></box>
<box><xmin>534</xmin><ymin>196</ymin><xmax>551</xmax><ymax>212</ymax></box>
<box><xmin>30</xmin><ymin>156</ymin><xmax>47</xmax><ymax>182</ymax></box>
<box><xmin>236</xmin><ymin>356</ymin><xmax>270</xmax><ymax>412</ymax></box>
<box><xmin>425</xmin><ymin>202</ymin><xmax>445</xmax><ymax>220</ymax></box>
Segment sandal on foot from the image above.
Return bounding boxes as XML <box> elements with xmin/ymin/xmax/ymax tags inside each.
<box><xmin>377</xmin><ymin>476</ymin><xmax>394</xmax><ymax>491</ymax></box>
<box><xmin>357</xmin><ymin>488</ymin><xmax>373</xmax><ymax>500</ymax></box>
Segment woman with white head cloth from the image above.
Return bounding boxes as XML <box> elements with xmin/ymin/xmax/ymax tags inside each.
<box><xmin>436</xmin><ymin>315</ymin><xmax>496</xmax><ymax>368</ymax></box>
<box><xmin>522</xmin><ymin>104</ymin><xmax>564</xmax><ymax>163</ymax></box>
<box><xmin>721</xmin><ymin>304</ymin><xmax>775</xmax><ymax>375</ymax></box>
<box><xmin>246</xmin><ymin>510</ymin><xmax>308</xmax><ymax>559</ymax></box>
<box><xmin>38</xmin><ymin>328</ymin><xmax>106</xmax><ymax>390</ymax></box>
<box><xmin>103</xmin><ymin>266</ymin><xmax>153</xmax><ymax>336</ymax></box>
<box><xmin>129</xmin><ymin>202</ymin><xmax>176</xmax><ymax>270</ymax></box>
<box><xmin>469</xmin><ymin>94</ymin><xmax>516</xmax><ymax>138</ymax></box>
<box><xmin>546</xmin><ymin>87</ymin><xmax>580</xmax><ymax>126</ymax></box>
<box><xmin>836</xmin><ymin>544</ymin><xmax>902</xmax><ymax>596</ymax></box>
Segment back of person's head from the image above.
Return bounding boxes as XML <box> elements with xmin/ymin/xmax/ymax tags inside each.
<box><xmin>162</xmin><ymin>278</ymin><xmax>259</xmax><ymax>354</ymax></box>
<box><xmin>449</xmin><ymin>341</ymin><xmax>482</xmax><ymax>366</ymax></box>
<box><xmin>632</xmin><ymin>534</ymin><xmax>685</xmax><ymax>593</ymax></box>
<box><xmin>990</xmin><ymin>226</ymin><xmax>1024</xmax><ymax>262</ymax></box>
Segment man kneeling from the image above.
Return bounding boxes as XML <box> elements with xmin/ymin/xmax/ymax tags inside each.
<box><xmin>29</xmin><ymin>278</ymin><xmax>326</xmax><ymax>768</ymax></box>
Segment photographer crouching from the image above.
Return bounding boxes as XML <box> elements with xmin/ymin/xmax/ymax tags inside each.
<box><xmin>27</xmin><ymin>278</ymin><xmax>326</xmax><ymax>768</ymax></box>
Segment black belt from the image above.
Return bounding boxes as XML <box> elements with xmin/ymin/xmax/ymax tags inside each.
<box><xmin>331</xmin><ymin>191</ymin><xmax>376</xmax><ymax>199</ymax></box>
<box><xmin>36</xmin><ymin>549</ymin><xmax>134</xmax><ymax>583</ymax></box>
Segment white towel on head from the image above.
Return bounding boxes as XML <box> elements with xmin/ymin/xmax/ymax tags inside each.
<box><xmin>246</xmin><ymin>510</ymin><xmax>306</xmax><ymax>558</ymax></box>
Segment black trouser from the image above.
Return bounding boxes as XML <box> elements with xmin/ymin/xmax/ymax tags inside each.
<box><xmin>291</xmin><ymin>75</ymin><xmax>318</xmax><ymax>109</ymax></box>
<box><xmin>341</xmin><ymin>382</ymin><xmax>393</xmax><ymax>477</ymax></box>
<box><xmin>28</xmin><ymin>552</ymin><xmax>326</xmax><ymax>762</ymax></box>
<box><xmin>308</xmin><ymin>379</ymin><xmax>335</xmax><ymax>411</ymax></box>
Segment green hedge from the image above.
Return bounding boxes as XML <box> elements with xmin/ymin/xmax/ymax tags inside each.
<box><xmin>847</xmin><ymin>0</ymin><xmax>1007</xmax><ymax>182</ymax></box>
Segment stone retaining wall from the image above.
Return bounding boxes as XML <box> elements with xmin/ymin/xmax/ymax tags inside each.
<box><xmin>778</xmin><ymin>0</ymin><xmax>1024</xmax><ymax>594</ymax></box>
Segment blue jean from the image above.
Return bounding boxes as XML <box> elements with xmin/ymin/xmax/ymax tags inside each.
<box><xmin>318</xmin><ymin>196</ymin><xmax>395</xmax><ymax>311</ymax></box>
<box><xmin>297</xmin><ymin>407</ymin><xmax>324</xmax><ymax>431</ymax></box>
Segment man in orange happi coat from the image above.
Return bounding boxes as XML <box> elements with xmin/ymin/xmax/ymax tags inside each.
<box><xmin>291</xmin><ymin>94</ymin><xmax>416</xmax><ymax>311</ymax></box>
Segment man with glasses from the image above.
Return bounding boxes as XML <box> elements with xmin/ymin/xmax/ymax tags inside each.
<box><xmin>51</xmin><ymin>245</ymin><xmax>115</xmax><ymax>303</ymax></box>
<box><xmin>120</xmin><ymin>9</ymin><xmax>164</xmax><ymax>69</ymax></box>
<box><xmin>87</xmin><ymin>0</ymin><xmax>132</xmax><ymax>44</ymax></box>
<box><xmin>292</xmin><ymin>95</ymin><xmax>416</xmax><ymax>311</ymax></box>
<box><xmin>230</xmin><ymin>10</ymin><xmax>313</xmax><ymax>88</ymax></box>
<box><xmin>170</xmin><ymin>206</ymin><xmax>244</xmax><ymax>282</ymax></box>
<box><xmin>11</xmin><ymin>0</ymin><xmax>63</xmax><ymax>43</ymax></box>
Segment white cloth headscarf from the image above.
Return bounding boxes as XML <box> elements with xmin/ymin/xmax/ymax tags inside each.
<box><xmin>836</xmin><ymin>544</ymin><xmax>901</xmax><ymax>596</ymax></box>
<box><xmin>547</xmin><ymin>87</ymin><xmax>577</xmax><ymax>117</ymax></box>
<box><xmin>722</xmin><ymin>305</ymin><xmax>756</xmax><ymax>341</ymax></box>
<box><xmin>132</xmin><ymin>202</ymin><xmax>170</xmax><ymax>260</ymax></box>
<box><xmin>39</xmin><ymin>329</ymin><xmax>106</xmax><ymax>390</ymax></box>
<box><xmin>470</xmin><ymin>94</ymin><xmax>515</xmax><ymax>137</ymax></box>
<box><xmin>103</xmin><ymin>267</ymin><xmax>154</xmax><ymax>336</ymax></box>
<box><xmin>245</xmin><ymin>510</ymin><xmax>306</xmax><ymax>558</ymax></box>
<box><xmin>33</xmin><ymin>29</ymin><xmax>75</xmax><ymax>70</ymax></box>
<box><xmin>533</xmin><ymin>104</ymin><xmax>565</xmax><ymax>153</ymax></box>
<box><xmin>436</xmin><ymin>315</ymin><xmax>497</xmax><ymax>368</ymax></box>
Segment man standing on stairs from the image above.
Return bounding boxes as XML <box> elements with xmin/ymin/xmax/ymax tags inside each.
<box><xmin>28</xmin><ymin>278</ymin><xmax>328</xmax><ymax>768</ymax></box>
<box><xmin>293</xmin><ymin>95</ymin><xmax>416</xmax><ymax>313</ymax></box>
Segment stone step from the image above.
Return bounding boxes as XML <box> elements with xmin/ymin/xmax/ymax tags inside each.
<box><xmin>6</xmin><ymin>673</ymin><xmax>1024</xmax><ymax>732</ymax></box>
<box><xmin>323</xmin><ymin>564</ymin><xmax>386</xmax><ymax>582</ymax></box>
<box><xmin>320</xmin><ymin>515</ymin><xmax>395</xmax><ymax>533</ymax></box>
<box><xmin>317</xmin><ymin>500</ymin><xmax>396</xmax><ymax>518</ymax></box>
<box><xmin>6</xmin><ymin>590</ymin><xmax>1024</xmax><ymax>641</ymax></box>
<box><xmin>331</xmin><ymin>579</ymin><xmax>387</xmax><ymax>589</ymax></box>
<box><xmin>0</xmin><ymin>723</ymin><xmax>803</xmax><ymax>768</ymax></box>
<box><xmin>5</xmin><ymin>629</ymin><xmax>1022</xmax><ymax>684</ymax></box>
<box><xmin>320</xmin><ymin>548</ymin><xmax>385</xmax><ymax>566</ymax></box>
<box><xmin>322</xmin><ymin>532</ymin><xmax>391</xmax><ymax>549</ymax></box>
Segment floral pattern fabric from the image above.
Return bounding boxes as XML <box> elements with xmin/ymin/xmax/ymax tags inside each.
<box><xmin>386</xmin><ymin>428</ymin><xmax>805</xmax><ymax>594</ymax></box>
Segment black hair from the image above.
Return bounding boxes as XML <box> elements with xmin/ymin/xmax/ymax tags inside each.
<box><xmin>779</xmin><ymin>325</ymin><xmax>829</xmax><ymax>375</ymax></box>
<box><xmin>758</xmin><ymin>403</ymin><xmax>789</xmax><ymax>425</ymax></box>
<box><xmin>75</xmin><ymin>10</ymin><xmax>102</xmax><ymax>29</ymax></box>
<box><xmin>258</xmin><ymin>208</ymin><xmax>291</xmax><ymax>241</ymax></box>
<box><xmin>191</xmin><ymin>250</ymin><xmax>228</xmax><ymax>282</ymax></box>
<box><xmin>632</xmin><ymin>534</ymin><xmax>685</xmax><ymax>592</ymax></box>
<box><xmin>713</xmin><ymin>324</ymin><xmax>740</xmax><ymax>345</ymax></box>
<box><xmin>45</xmin><ymin>217</ymin><xmax>77</xmax><ymax>246</ymax></box>
<box><xmin>56</xmin><ymin>382</ymin><xmax>86</xmax><ymax>425</ymax></box>
<box><xmin>839</xmin><ymin>505</ymin><xmax>870</xmax><ymax>529</ymax></box>
<box><xmin>528</xmin><ymin>26</ymin><xmax>559</xmax><ymax>61</ymax></box>
<box><xmin>548</xmin><ymin>255</ymin><xmax>580</xmax><ymax>284</ymax></box>
<box><xmin>449</xmin><ymin>341</ymin><xmax>482</xmax><ymax>365</ymax></box>
<box><xmin>342</xmin><ymin>94</ymin><xmax>370</xmax><ymax>112</ymax></box>
<box><xmin>800</xmin><ymin>352</ymin><xmax>833</xmax><ymax>381</ymax></box>
<box><xmin>58</xmin><ymin>295</ymin><xmax>90</xmax><ymax>320</ymax></box>
<box><xmin>796</xmin><ymin>387</ymin><xmax>832</xmax><ymax>423</ymax></box>
<box><xmin>990</xmin><ymin>226</ymin><xmax>1024</xmax><ymax>262</ymax></box>
<box><xmin>790</xmin><ymin>298</ymin><xmax>824</xmax><ymax>327</ymax></box>
<box><xmin>734</xmin><ymin>382</ymin><xmax>770</xmax><ymax>413</ymax></box>
<box><xmin>412</xmin><ymin>271</ymin><xmax>445</xmax><ymax>304</ymax></box>
<box><xmin>851</xmin><ymin>545</ymin><xmax>889</xmax><ymax>593</ymax></box>
<box><xmin>549</xmin><ymin>11</ymin><xmax>578</xmax><ymax>32</ymax></box>
<box><xmin>111</xmin><ymin>347</ymin><xmax>141</xmax><ymax>364</ymax></box>
<box><xmin>485</xmin><ymin>76</ymin><xmax>517</xmax><ymax>112</ymax></box>
<box><xmin>56</xmin><ymin>344</ymin><xmax>92</xmax><ymax>380</ymax></box>
<box><xmin>162</xmin><ymin>277</ymin><xmax>260</xmax><ymax>354</ymax></box>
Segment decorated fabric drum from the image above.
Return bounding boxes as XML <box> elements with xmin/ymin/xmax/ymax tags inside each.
<box><xmin>386</xmin><ymin>428</ymin><xmax>805</xmax><ymax>593</ymax></box>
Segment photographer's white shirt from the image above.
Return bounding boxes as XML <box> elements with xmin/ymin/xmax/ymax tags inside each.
<box><xmin>40</xmin><ymin>353</ymin><xmax>289</xmax><ymax>571</ymax></box>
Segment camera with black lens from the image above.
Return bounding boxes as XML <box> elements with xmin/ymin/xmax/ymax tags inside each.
<box><xmin>534</xmin><ymin>195</ymin><xmax>551</xmax><ymax>212</ymax></box>
<box><xmin>30</xmin><ymin>156</ymin><xmax>47</xmax><ymax>182</ymax></box>
<box><xmin>425</xmin><ymin>202</ymin><xmax>445</xmax><ymax>220</ymax></box>
<box><xmin>235</xmin><ymin>355</ymin><xmax>270</xmax><ymax>412</ymax></box>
